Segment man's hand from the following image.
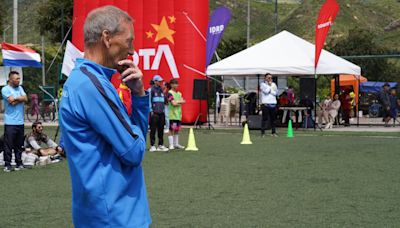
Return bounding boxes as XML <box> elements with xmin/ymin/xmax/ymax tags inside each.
<box><xmin>117</xmin><ymin>59</ymin><xmax>145</xmax><ymax>96</ymax></box>
<box><xmin>7</xmin><ymin>96</ymin><xmax>16</xmax><ymax>104</ymax></box>
<box><xmin>8</xmin><ymin>95</ymin><xmax>27</xmax><ymax>105</ymax></box>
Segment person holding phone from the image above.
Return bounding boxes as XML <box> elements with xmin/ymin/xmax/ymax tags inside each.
<box><xmin>59</xmin><ymin>6</ymin><xmax>151</xmax><ymax>227</ymax></box>
<box><xmin>260</xmin><ymin>73</ymin><xmax>278</xmax><ymax>137</ymax></box>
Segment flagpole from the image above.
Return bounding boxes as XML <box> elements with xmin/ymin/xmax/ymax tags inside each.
<box><xmin>46</xmin><ymin>22</ymin><xmax>74</xmax><ymax>76</ymax></box>
<box><xmin>41</xmin><ymin>35</ymin><xmax>45</xmax><ymax>86</ymax></box>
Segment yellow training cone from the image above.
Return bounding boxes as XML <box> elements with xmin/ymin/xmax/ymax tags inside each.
<box><xmin>185</xmin><ymin>128</ymin><xmax>199</xmax><ymax>151</ymax></box>
<box><xmin>287</xmin><ymin>119</ymin><xmax>294</xmax><ymax>138</ymax></box>
<box><xmin>241</xmin><ymin>123</ymin><xmax>252</xmax><ymax>144</ymax></box>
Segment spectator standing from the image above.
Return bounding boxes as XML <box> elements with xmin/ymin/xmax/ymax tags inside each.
<box><xmin>167</xmin><ymin>79</ymin><xmax>186</xmax><ymax>149</ymax></box>
<box><xmin>260</xmin><ymin>73</ymin><xmax>278</xmax><ymax>137</ymax></box>
<box><xmin>163</xmin><ymin>82</ymin><xmax>171</xmax><ymax>133</ymax></box>
<box><xmin>389</xmin><ymin>88</ymin><xmax>398</xmax><ymax>125</ymax></box>
<box><xmin>379</xmin><ymin>83</ymin><xmax>391</xmax><ymax>126</ymax></box>
<box><xmin>1</xmin><ymin>71</ymin><xmax>27</xmax><ymax>172</ymax></box>
<box><xmin>59</xmin><ymin>6</ymin><xmax>151</xmax><ymax>227</ymax></box>
<box><xmin>149</xmin><ymin>75</ymin><xmax>168</xmax><ymax>152</ymax></box>
<box><xmin>339</xmin><ymin>89</ymin><xmax>351</xmax><ymax>126</ymax></box>
<box><xmin>287</xmin><ymin>86</ymin><xmax>295</xmax><ymax>104</ymax></box>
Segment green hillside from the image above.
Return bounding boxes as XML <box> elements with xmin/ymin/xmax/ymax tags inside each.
<box><xmin>1</xmin><ymin>0</ymin><xmax>399</xmax><ymax>50</ymax></box>
<box><xmin>212</xmin><ymin>0</ymin><xmax>400</xmax><ymax>50</ymax></box>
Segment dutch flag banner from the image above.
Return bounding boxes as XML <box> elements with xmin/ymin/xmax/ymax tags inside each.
<box><xmin>1</xmin><ymin>42</ymin><xmax>42</xmax><ymax>68</ymax></box>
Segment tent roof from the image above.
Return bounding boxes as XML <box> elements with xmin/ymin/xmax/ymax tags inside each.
<box><xmin>206</xmin><ymin>30</ymin><xmax>361</xmax><ymax>76</ymax></box>
<box><xmin>334</xmin><ymin>75</ymin><xmax>368</xmax><ymax>83</ymax></box>
<box><xmin>360</xmin><ymin>81</ymin><xmax>398</xmax><ymax>93</ymax></box>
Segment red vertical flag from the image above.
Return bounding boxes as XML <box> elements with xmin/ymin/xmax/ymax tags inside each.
<box><xmin>315</xmin><ymin>0</ymin><xmax>340</xmax><ymax>69</ymax></box>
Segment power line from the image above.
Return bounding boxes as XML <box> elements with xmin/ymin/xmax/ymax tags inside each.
<box><xmin>341</xmin><ymin>54</ymin><xmax>400</xmax><ymax>59</ymax></box>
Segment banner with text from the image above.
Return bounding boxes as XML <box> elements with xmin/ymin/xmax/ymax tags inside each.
<box><xmin>72</xmin><ymin>0</ymin><xmax>209</xmax><ymax>123</ymax></box>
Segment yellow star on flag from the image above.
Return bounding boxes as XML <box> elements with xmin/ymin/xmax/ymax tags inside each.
<box><xmin>151</xmin><ymin>16</ymin><xmax>176</xmax><ymax>44</ymax></box>
<box><xmin>146</xmin><ymin>30</ymin><xmax>154</xmax><ymax>38</ymax></box>
<box><xmin>168</xmin><ymin>15</ymin><xmax>176</xmax><ymax>24</ymax></box>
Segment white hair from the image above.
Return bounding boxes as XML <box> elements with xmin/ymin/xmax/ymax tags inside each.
<box><xmin>83</xmin><ymin>6</ymin><xmax>132</xmax><ymax>47</ymax></box>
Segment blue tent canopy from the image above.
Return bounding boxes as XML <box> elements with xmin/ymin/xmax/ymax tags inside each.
<box><xmin>360</xmin><ymin>81</ymin><xmax>398</xmax><ymax>93</ymax></box>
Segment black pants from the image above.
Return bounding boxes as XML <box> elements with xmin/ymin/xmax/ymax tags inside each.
<box><xmin>150</xmin><ymin>113</ymin><xmax>165</xmax><ymax>146</ymax></box>
<box><xmin>3</xmin><ymin>125</ymin><xmax>24</xmax><ymax>167</ymax></box>
<box><xmin>261</xmin><ymin>105</ymin><xmax>277</xmax><ymax>135</ymax></box>
<box><xmin>342</xmin><ymin>109</ymin><xmax>350</xmax><ymax>125</ymax></box>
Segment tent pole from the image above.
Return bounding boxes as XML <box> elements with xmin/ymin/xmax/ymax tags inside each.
<box><xmin>357</xmin><ymin>75</ymin><xmax>360</xmax><ymax>127</ymax></box>
<box><xmin>314</xmin><ymin>70</ymin><xmax>317</xmax><ymax>131</ymax></box>
<box><xmin>257</xmin><ymin>74</ymin><xmax>260</xmax><ymax>114</ymax></box>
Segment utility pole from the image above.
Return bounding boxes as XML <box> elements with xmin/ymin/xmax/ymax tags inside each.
<box><xmin>3</xmin><ymin>25</ymin><xmax>11</xmax><ymax>42</ymax></box>
<box><xmin>246</xmin><ymin>0</ymin><xmax>251</xmax><ymax>90</ymax></box>
<box><xmin>274</xmin><ymin>0</ymin><xmax>278</xmax><ymax>34</ymax></box>
<box><xmin>13</xmin><ymin>0</ymin><xmax>18</xmax><ymax>44</ymax></box>
<box><xmin>247</xmin><ymin>0</ymin><xmax>251</xmax><ymax>48</ymax></box>
<box><xmin>61</xmin><ymin>5</ymin><xmax>64</xmax><ymax>43</ymax></box>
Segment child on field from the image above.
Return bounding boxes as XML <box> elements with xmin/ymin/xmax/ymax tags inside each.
<box><xmin>167</xmin><ymin>79</ymin><xmax>186</xmax><ymax>150</ymax></box>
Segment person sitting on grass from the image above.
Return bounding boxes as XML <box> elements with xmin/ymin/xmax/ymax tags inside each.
<box><xmin>167</xmin><ymin>79</ymin><xmax>186</xmax><ymax>150</ymax></box>
<box><xmin>24</xmin><ymin>121</ymin><xmax>64</xmax><ymax>161</ymax></box>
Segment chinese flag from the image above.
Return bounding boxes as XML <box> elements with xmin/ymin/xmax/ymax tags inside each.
<box><xmin>315</xmin><ymin>0</ymin><xmax>340</xmax><ymax>69</ymax></box>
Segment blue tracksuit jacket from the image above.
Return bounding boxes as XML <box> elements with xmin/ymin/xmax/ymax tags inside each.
<box><xmin>59</xmin><ymin>58</ymin><xmax>151</xmax><ymax>228</ymax></box>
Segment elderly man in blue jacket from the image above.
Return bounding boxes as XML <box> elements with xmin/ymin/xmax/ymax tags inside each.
<box><xmin>59</xmin><ymin>6</ymin><xmax>151</xmax><ymax>228</ymax></box>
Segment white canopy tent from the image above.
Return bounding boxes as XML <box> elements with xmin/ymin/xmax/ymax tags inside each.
<box><xmin>206</xmin><ymin>30</ymin><xmax>361</xmax><ymax>76</ymax></box>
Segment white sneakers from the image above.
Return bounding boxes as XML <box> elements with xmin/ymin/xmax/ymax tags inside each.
<box><xmin>174</xmin><ymin>144</ymin><xmax>185</xmax><ymax>149</ymax></box>
<box><xmin>168</xmin><ymin>144</ymin><xmax>185</xmax><ymax>150</ymax></box>
<box><xmin>149</xmin><ymin>145</ymin><xmax>169</xmax><ymax>152</ymax></box>
<box><xmin>149</xmin><ymin>146</ymin><xmax>157</xmax><ymax>152</ymax></box>
<box><xmin>150</xmin><ymin>144</ymin><xmax>185</xmax><ymax>152</ymax></box>
<box><xmin>157</xmin><ymin>145</ymin><xmax>169</xmax><ymax>152</ymax></box>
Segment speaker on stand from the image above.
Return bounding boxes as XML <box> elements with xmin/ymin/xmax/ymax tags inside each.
<box><xmin>193</xmin><ymin>79</ymin><xmax>214</xmax><ymax>130</ymax></box>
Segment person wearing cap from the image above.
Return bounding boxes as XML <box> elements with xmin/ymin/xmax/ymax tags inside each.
<box><xmin>379</xmin><ymin>83</ymin><xmax>391</xmax><ymax>126</ymax></box>
<box><xmin>149</xmin><ymin>75</ymin><xmax>169</xmax><ymax>152</ymax></box>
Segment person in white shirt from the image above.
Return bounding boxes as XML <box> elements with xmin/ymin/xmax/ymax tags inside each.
<box><xmin>260</xmin><ymin>73</ymin><xmax>278</xmax><ymax>137</ymax></box>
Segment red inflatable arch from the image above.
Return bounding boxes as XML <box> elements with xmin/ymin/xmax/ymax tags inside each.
<box><xmin>72</xmin><ymin>0</ymin><xmax>208</xmax><ymax>123</ymax></box>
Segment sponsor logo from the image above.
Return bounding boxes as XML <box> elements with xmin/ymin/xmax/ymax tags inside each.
<box><xmin>133</xmin><ymin>45</ymin><xmax>179</xmax><ymax>78</ymax></box>
<box><xmin>209</xmin><ymin>25</ymin><xmax>225</xmax><ymax>35</ymax></box>
<box><xmin>317</xmin><ymin>17</ymin><xmax>333</xmax><ymax>29</ymax></box>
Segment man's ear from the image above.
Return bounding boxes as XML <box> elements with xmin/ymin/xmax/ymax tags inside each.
<box><xmin>102</xmin><ymin>30</ymin><xmax>112</xmax><ymax>48</ymax></box>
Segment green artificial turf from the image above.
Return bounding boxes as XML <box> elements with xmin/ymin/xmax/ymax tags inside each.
<box><xmin>0</xmin><ymin>127</ymin><xmax>400</xmax><ymax>227</ymax></box>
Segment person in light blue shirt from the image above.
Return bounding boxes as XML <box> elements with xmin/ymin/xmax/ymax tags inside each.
<box><xmin>59</xmin><ymin>6</ymin><xmax>151</xmax><ymax>227</ymax></box>
<box><xmin>1</xmin><ymin>71</ymin><xmax>28</xmax><ymax>172</ymax></box>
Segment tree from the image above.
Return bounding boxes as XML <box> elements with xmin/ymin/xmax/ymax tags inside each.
<box><xmin>330</xmin><ymin>27</ymin><xmax>400</xmax><ymax>82</ymax></box>
<box><xmin>36</xmin><ymin>0</ymin><xmax>73</xmax><ymax>43</ymax></box>
<box><xmin>216</xmin><ymin>37</ymin><xmax>247</xmax><ymax>60</ymax></box>
<box><xmin>0</xmin><ymin>0</ymin><xmax>5</xmax><ymax>35</ymax></box>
